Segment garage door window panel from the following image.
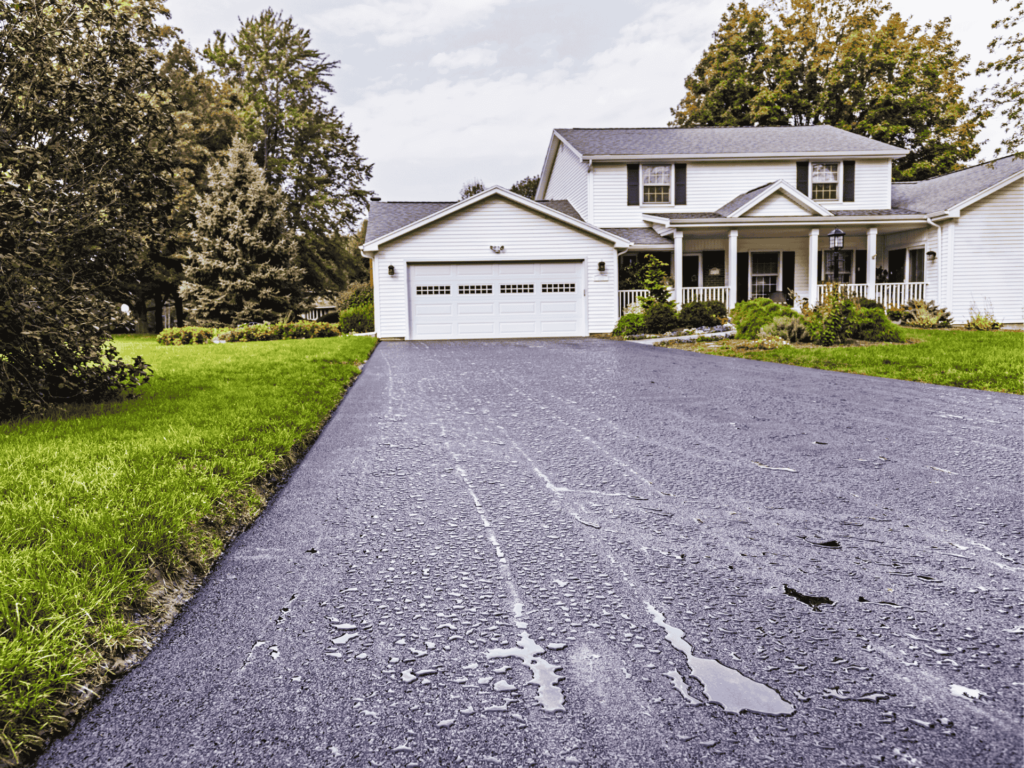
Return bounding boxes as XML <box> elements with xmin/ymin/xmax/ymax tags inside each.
<box><xmin>542</xmin><ymin>283</ymin><xmax>576</xmax><ymax>293</ymax></box>
<box><xmin>459</xmin><ymin>285</ymin><xmax>493</xmax><ymax>294</ymax></box>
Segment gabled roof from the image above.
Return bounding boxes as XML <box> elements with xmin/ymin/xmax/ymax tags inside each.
<box><xmin>555</xmin><ymin>126</ymin><xmax>908</xmax><ymax>159</ymax></box>
<box><xmin>362</xmin><ymin>187</ymin><xmax>629</xmax><ymax>252</ymax></box>
<box><xmin>601</xmin><ymin>228</ymin><xmax>674</xmax><ymax>247</ymax></box>
<box><xmin>891</xmin><ymin>155</ymin><xmax>1023</xmax><ymax>215</ymax></box>
<box><xmin>716</xmin><ymin>180</ymin><xmax>833</xmax><ymax>217</ymax></box>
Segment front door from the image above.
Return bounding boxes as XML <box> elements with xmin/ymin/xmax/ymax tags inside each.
<box><xmin>682</xmin><ymin>255</ymin><xmax>700</xmax><ymax>288</ymax></box>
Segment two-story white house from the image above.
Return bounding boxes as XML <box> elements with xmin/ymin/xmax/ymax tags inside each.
<box><xmin>362</xmin><ymin>126</ymin><xmax>1023</xmax><ymax>340</ymax></box>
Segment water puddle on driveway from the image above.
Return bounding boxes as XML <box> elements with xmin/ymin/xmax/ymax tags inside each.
<box><xmin>486</xmin><ymin>631</ymin><xmax>566</xmax><ymax>713</ymax></box>
<box><xmin>646</xmin><ymin>604</ymin><xmax>794</xmax><ymax>716</ymax></box>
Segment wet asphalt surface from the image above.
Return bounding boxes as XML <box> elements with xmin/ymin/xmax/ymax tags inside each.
<box><xmin>39</xmin><ymin>339</ymin><xmax>1023</xmax><ymax>767</ymax></box>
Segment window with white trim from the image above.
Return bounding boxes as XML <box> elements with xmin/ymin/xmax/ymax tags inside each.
<box><xmin>642</xmin><ymin>165</ymin><xmax>671</xmax><ymax>203</ymax></box>
<box><xmin>819</xmin><ymin>250</ymin><xmax>852</xmax><ymax>283</ymax></box>
<box><xmin>750</xmin><ymin>252</ymin><xmax>780</xmax><ymax>299</ymax></box>
<box><xmin>811</xmin><ymin>163</ymin><xmax>839</xmax><ymax>201</ymax></box>
<box><xmin>909</xmin><ymin>248</ymin><xmax>925</xmax><ymax>282</ymax></box>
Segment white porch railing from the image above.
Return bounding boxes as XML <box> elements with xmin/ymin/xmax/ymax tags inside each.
<box><xmin>679</xmin><ymin>286</ymin><xmax>730</xmax><ymax>306</ymax></box>
<box><xmin>874</xmin><ymin>282</ymin><xmax>927</xmax><ymax>307</ymax></box>
<box><xmin>814</xmin><ymin>283</ymin><xmax>927</xmax><ymax>306</ymax></box>
<box><xmin>618</xmin><ymin>287</ymin><xmax>730</xmax><ymax>316</ymax></box>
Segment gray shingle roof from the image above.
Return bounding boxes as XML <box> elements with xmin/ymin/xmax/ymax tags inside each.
<box><xmin>601</xmin><ymin>228</ymin><xmax>674</xmax><ymax>246</ymax></box>
<box><xmin>366</xmin><ymin>201</ymin><xmax>453</xmax><ymax>242</ymax></box>
<box><xmin>556</xmin><ymin>126</ymin><xmax>904</xmax><ymax>157</ymax></box>
<box><xmin>715</xmin><ymin>184</ymin><xmax>772</xmax><ymax>216</ymax></box>
<box><xmin>536</xmin><ymin>199</ymin><xmax>582</xmax><ymax>220</ymax></box>
<box><xmin>366</xmin><ymin>198</ymin><xmax>585</xmax><ymax>243</ymax></box>
<box><xmin>891</xmin><ymin>155</ymin><xmax>1023</xmax><ymax>214</ymax></box>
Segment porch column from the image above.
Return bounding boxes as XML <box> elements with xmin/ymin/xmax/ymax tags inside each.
<box><xmin>808</xmin><ymin>228</ymin><xmax>819</xmax><ymax>306</ymax></box>
<box><xmin>727</xmin><ymin>229</ymin><xmax>738</xmax><ymax>308</ymax></box>
<box><xmin>866</xmin><ymin>227</ymin><xmax>877</xmax><ymax>300</ymax></box>
<box><xmin>673</xmin><ymin>231</ymin><xmax>684</xmax><ymax>308</ymax></box>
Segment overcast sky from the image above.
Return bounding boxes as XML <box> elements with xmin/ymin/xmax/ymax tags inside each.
<box><xmin>165</xmin><ymin>0</ymin><xmax>1010</xmax><ymax>203</ymax></box>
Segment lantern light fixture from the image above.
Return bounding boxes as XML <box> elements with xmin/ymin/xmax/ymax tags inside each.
<box><xmin>827</xmin><ymin>228</ymin><xmax>845</xmax><ymax>251</ymax></box>
<box><xmin>598</xmin><ymin>261</ymin><xmax>606</xmax><ymax>272</ymax></box>
<box><xmin>388</xmin><ymin>264</ymin><xmax>395</xmax><ymax>276</ymax></box>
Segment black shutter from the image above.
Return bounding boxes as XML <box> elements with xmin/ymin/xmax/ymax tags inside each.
<box><xmin>737</xmin><ymin>252</ymin><xmax>749</xmax><ymax>303</ymax></box>
<box><xmin>674</xmin><ymin>164</ymin><xmax>687</xmax><ymax>205</ymax></box>
<box><xmin>855</xmin><ymin>250</ymin><xmax>867</xmax><ymax>284</ymax></box>
<box><xmin>796</xmin><ymin>161</ymin><xmax>809</xmax><ymax>195</ymax></box>
<box><xmin>627</xmin><ymin>164</ymin><xmax>640</xmax><ymax>206</ymax></box>
<box><xmin>782</xmin><ymin>252</ymin><xmax>795</xmax><ymax>293</ymax></box>
<box><xmin>843</xmin><ymin>161</ymin><xmax>856</xmax><ymax>202</ymax></box>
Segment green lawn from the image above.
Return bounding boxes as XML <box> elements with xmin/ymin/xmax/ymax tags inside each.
<box><xmin>0</xmin><ymin>334</ymin><xmax>376</xmax><ymax>763</ymax></box>
<box><xmin>661</xmin><ymin>328</ymin><xmax>1023</xmax><ymax>394</ymax></box>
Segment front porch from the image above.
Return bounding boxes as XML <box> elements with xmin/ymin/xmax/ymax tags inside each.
<box><xmin>616</xmin><ymin>223</ymin><xmax>934</xmax><ymax>317</ymax></box>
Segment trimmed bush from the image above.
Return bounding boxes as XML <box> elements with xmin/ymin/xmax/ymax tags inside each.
<box><xmin>338</xmin><ymin>304</ymin><xmax>374</xmax><ymax>333</ymax></box>
<box><xmin>677</xmin><ymin>300</ymin><xmax>727</xmax><ymax>328</ymax></box>
<box><xmin>760</xmin><ymin>315</ymin><xmax>809</xmax><ymax>343</ymax></box>
<box><xmin>337</xmin><ymin>281</ymin><xmax>373</xmax><ymax>311</ymax></box>
<box><xmin>892</xmin><ymin>299</ymin><xmax>952</xmax><ymax>328</ymax></box>
<box><xmin>850</xmin><ymin>307</ymin><xmax>903</xmax><ymax>342</ymax></box>
<box><xmin>156</xmin><ymin>327</ymin><xmax>218</xmax><ymax>346</ymax></box>
<box><xmin>732</xmin><ymin>298</ymin><xmax>799</xmax><ymax>339</ymax></box>
<box><xmin>643</xmin><ymin>301</ymin><xmax>678</xmax><ymax>335</ymax></box>
<box><xmin>156</xmin><ymin>322</ymin><xmax>342</xmax><ymax>346</ymax></box>
<box><xmin>612</xmin><ymin>313</ymin><xmax>646</xmax><ymax>337</ymax></box>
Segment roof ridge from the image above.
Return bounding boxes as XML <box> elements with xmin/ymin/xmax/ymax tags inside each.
<box><xmin>372</xmin><ymin>200</ymin><xmax>456</xmax><ymax>204</ymax></box>
<box><xmin>912</xmin><ymin>155</ymin><xmax>1022</xmax><ymax>182</ymax></box>
<box><xmin>561</xmin><ymin>125</ymin><xmax>835</xmax><ymax>131</ymax></box>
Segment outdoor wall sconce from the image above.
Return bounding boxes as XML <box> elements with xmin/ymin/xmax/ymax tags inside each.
<box><xmin>388</xmin><ymin>264</ymin><xmax>395</xmax><ymax>276</ymax></box>
<box><xmin>827</xmin><ymin>228</ymin><xmax>845</xmax><ymax>250</ymax></box>
<box><xmin>598</xmin><ymin>261</ymin><xmax>606</xmax><ymax>272</ymax></box>
<box><xmin>489</xmin><ymin>245</ymin><xmax>505</xmax><ymax>254</ymax></box>
<box><xmin>927</xmin><ymin>250</ymin><xmax>937</xmax><ymax>260</ymax></box>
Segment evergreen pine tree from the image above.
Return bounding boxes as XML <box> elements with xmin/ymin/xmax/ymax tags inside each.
<box><xmin>181</xmin><ymin>137</ymin><xmax>306</xmax><ymax>325</ymax></box>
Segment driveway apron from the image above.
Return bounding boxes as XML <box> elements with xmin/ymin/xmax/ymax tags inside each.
<box><xmin>39</xmin><ymin>339</ymin><xmax>1023</xmax><ymax>767</ymax></box>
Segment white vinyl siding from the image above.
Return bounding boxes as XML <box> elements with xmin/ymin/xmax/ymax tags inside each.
<box><xmin>746</xmin><ymin>193</ymin><xmax>813</xmax><ymax>217</ymax></box>
<box><xmin>949</xmin><ymin>179</ymin><xmax>1024</xmax><ymax>324</ymax></box>
<box><xmin>372</xmin><ymin>196</ymin><xmax>619</xmax><ymax>338</ymax></box>
<box><xmin>589</xmin><ymin>159</ymin><xmax>893</xmax><ymax>226</ymax></box>
<box><xmin>825</xmin><ymin>159</ymin><xmax>891</xmax><ymax>210</ymax></box>
<box><xmin>545</xmin><ymin>141</ymin><xmax>589</xmax><ymax>220</ymax></box>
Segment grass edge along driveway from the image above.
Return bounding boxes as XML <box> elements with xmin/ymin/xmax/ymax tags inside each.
<box><xmin>0</xmin><ymin>334</ymin><xmax>376</xmax><ymax>765</ymax></box>
<box><xmin>660</xmin><ymin>328</ymin><xmax>1023</xmax><ymax>394</ymax></box>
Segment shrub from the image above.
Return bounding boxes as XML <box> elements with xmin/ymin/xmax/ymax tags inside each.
<box><xmin>677</xmin><ymin>300</ymin><xmax>728</xmax><ymax>328</ymax></box>
<box><xmin>337</xmin><ymin>281</ymin><xmax>373</xmax><ymax>311</ymax></box>
<box><xmin>157</xmin><ymin>327</ymin><xmax>218</xmax><ymax>346</ymax></box>
<box><xmin>732</xmin><ymin>298</ymin><xmax>799</xmax><ymax>339</ymax></box>
<box><xmin>760</xmin><ymin>314</ymin><xmax>809</xmax><ymax>343</ymax></box>
<box><xmin>849</xmin><ymin>307</ymin><xmax>903</xmax><ymax>342</ymax></box>
<box><xmin>636</xmin><ymin>253</ymin><xmax>672</xmax><ymax>308</ymax></box>
<box><xmin>737</xmin><ymin>334</ymin><xmax>789</xmax><ymax>350</ymax></box>
<box><xmin>965</xmin><ymin>302</ymin><xmax>1002</xmax><ymax>331</ymax></box>
<box><xmin>643</xmin><ymin>301</ymin><xmax>678</xmax><ymax>334</ymax></box>
<box><xmin>318</xmin><ymin>310</ymin><xmax>339</xmax><ymax>324</ymax></box>
<box><xmin>158</xmin><ymin>322</ymin><xmax>342</xmax><ymax>345</ymax></box>
<box><xmin>338</xmin><ymin>303</ymin><xmax>374</xmax><ymax>333</ymax></box>
<box><xmin>855</xmin><ymin>297</ymin><xmax>883</xmax><ymax>310</ymax></box>
<box><xmin>612</xmin><ymin>313</ymin><xmax>646</xmax><ymax>337</ymax></box>
<box><xmin>898</xmin><ymin>300</ymin><xmax>953</xmax><ymax>328</ymax></box>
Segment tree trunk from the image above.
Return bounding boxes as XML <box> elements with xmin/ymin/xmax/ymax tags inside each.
<box><xmin>134</xmin><ymin>299</ymin><xmax>150</xmax><ymax>334</ymax></box>
<box><xmin>151</xmin><ymin>292</ymin><xmax>165</xmax><ymax>334</ymax></box>
<box><xmin>174</xmin><ymin>294</ymin><xmax>185</xmax><ymax>327</ymax></box>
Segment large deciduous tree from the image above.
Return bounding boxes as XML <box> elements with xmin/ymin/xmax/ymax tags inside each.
<box><xmin>978</xmin><ymin>0</ymin><xmax>1023</xmax><ymax>158</ymax></box>
<box><xmin>670</xmin><ymin>0</ymin><xmax>984</xmax><ymax>180</ymax></box>
<box><xmin>0</xmin><ymin>0</ymin><xmax>176</xmax><ymax>420</ymax></box>
<box><xmin>202</xmin><ymin>10</ymin><xmax>372</xmax><ymax>298</ymax></box>
<box><xmin>180</xmin><ymin>138</ymin><xmax>306</xmax><ymax>326</ymax></box>
<box><xmin>510</xmin><ymin>174</ymin><xmax>540</xmax><ymax>199</ymax></box>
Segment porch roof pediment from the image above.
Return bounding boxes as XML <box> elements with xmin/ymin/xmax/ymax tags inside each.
<box><xmin>719</xmin><ymin>180</ymin><xmax>833</xmax><ymax>218</ymax></box>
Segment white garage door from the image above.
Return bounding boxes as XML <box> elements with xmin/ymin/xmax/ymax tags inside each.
<box><xmin>408</xmin><ymin>261</ymin><xmax>585</xmax><ymax>340</ymax></box>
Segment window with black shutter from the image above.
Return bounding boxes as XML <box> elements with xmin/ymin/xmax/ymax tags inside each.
<box><xmin>674</xmin><ymin>164</ymin><xmax>687</xmax><ymax>205</ymax></box>
<box><xmin>843</xmin><ymin>161</ymin><xmax>856</xmax><ymax>203</ymax></box>
<box><xmin>627</xmin><ymin>164</ymin><xmax>639</xmax><ymax>206</ymax></box>
<box><xmin>796</xmin><ymin>162</ymin><xmax>809</xmax><ymax>195</ymax></box>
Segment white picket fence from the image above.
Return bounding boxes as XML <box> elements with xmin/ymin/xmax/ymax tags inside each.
<box><xmin>618</xmin><ymin>287</ymin><xmax>730</xmax><ymax>316</ymax></box>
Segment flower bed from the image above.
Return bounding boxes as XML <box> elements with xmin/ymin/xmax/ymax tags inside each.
<box><xmin>620</xmin><ymin>323</ymin><xmax>734</xmax><ymax>341</ymax></box>
<box><xmin>157</xmin><ymin>321</ymin><xmax>346</xmax><ymax>346</ymax></box>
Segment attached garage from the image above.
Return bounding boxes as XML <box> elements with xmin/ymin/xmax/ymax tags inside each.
<box><xmin>409</xmin><ymin>261</ymin><xmax>585</xmax><ymax>340</ymax></box>
<box><xmin>362</xmin><ymin>188</ymin><xmax>628</xmax><ymax>340</ymax></box>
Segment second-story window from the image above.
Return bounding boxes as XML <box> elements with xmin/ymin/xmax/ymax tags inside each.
<box><xmin>811</xmin><ymin>163</ymin><xmax>839</xmax><ymax>201</ymax></box>
<box><xmin>643</xmin><ymin>165</ymin><xmax>671</xmax><ymax>203</ymax></box>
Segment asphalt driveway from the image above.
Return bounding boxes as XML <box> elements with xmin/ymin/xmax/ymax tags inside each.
<box><xmin>39</xmin><ymin>339</ymin><xmax>1023</xmax><ymax>767</ymax></box>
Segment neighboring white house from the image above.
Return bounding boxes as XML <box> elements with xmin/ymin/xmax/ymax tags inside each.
<box><xmin>363</xmin><ymin>126</ymin><xmax>1023</xmax><ymax>340</ymax></box>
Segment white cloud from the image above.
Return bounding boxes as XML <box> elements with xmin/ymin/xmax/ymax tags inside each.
<box><xmin>315</xmin><ymin>0</ymin><xmax>513</xmax><ymax>46</ymax></box>
<box><xmin>345</xmin><ymin>2</ymin><xmax>722</xmax><ymax>198</ymax></box>
<box><xmin>430</xmin><ymin>46</ymin><xmax>498</xmax><ymax>73</ymax></box>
